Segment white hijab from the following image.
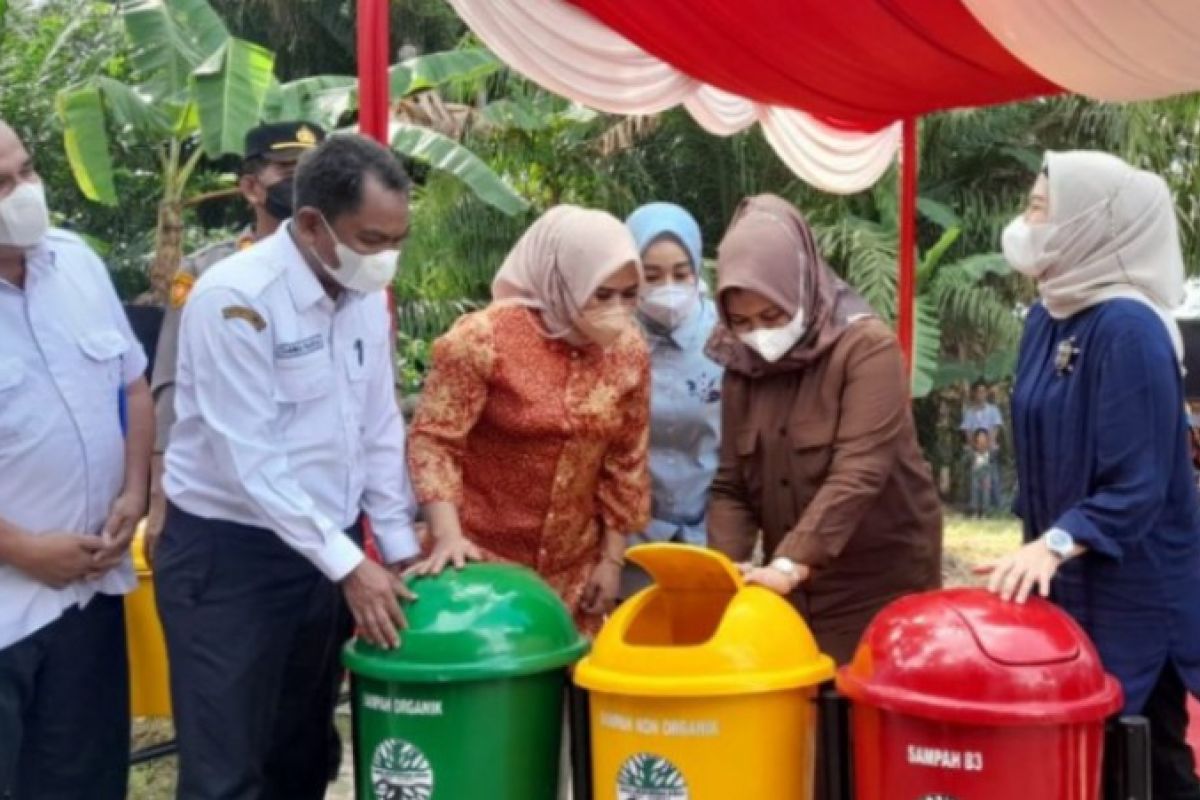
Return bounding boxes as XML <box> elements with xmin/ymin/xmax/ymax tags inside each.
<box><xmin>1037</xmin><ymin>150</ymin><xmax>1186</xmax><ymax>361</ymax></box>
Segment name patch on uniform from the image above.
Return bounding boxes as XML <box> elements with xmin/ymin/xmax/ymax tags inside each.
<box><xmin>221</xmin><ymin>305</ymin><xmax>267</xmax><ymax>332</ymax></box>
<box><xmin>275</xmin><ymin>334</ymin><xmax>324</xmax><ymax>360</ymax></box>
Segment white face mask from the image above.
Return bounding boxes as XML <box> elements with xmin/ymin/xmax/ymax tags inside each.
<box><xmin>639</xmin><ymin>283</ymin><xmax>698</xmax><ymax>330</ymax></box>
<box><xmin>578</xmin><ymin>305</ymin><xmax>632</xmax><ymax>349</ymax></box>
<box><xmin>1001</xmin><ymin>216</ymin><xmax>1057</xmax><ymax>278</ymax></box>
<box><xmin>739</xmin><ymin>309</ymin><xmax>808</xmax><ymax>363</ymax></box>
<box><xmin>315</xmin><ymin>216</ymin><xmax>399</xmax><ymax>294</ymax></box>
<box><xmin>0</xmin><ymin>181</ymin><xmax>50</xmax><ymax>248</ymax></box>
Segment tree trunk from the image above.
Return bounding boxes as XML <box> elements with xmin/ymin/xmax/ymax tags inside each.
<box><xmin>149</xmin><ymin>200</ymin><xmax>184</xmax><ymax>303</ymax></box>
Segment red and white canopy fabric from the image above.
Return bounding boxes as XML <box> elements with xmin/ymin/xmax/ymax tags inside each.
<box><xmin>358</xmin><ymin>0</ymin><xmax>1200</xmax><ymax>370</ymax></box>
<box><xmin>443</xmin><ymin>0</ymin><xmax>1200</xmax><ymax>193</ymax></box>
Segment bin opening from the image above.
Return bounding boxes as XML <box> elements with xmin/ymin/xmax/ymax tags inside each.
<box><xmin>622</xmin><ymin>544</ymin><xmax>742</xmax><ymax>647</ymax></box>
<box><xmin>624</xmin><ymin>588</ymin><xmax>736</xmax><ymax>646</ymax></box>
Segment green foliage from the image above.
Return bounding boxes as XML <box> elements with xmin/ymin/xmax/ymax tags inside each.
<box><xmin>398</xmin><ymin>171</ymin><xmax>530</xmax><ymax>311</ymax></box>
<box><xmin>392</xmin><ymin>123</ymin><xmax>527</xmax><ymax>216</ymax></box>
<box><xmin>192</xmin><ymin>38</ymin><xmax>277</xmax><ymax>157</ymax></box>
<box><xmin>208</xmin><ymin>0</ymin><xmax>467</xmax><ymax>81</ymax></box>
<box><xmin>0</xmin><ymin>0</ymin><xmax>163</xmax><ymax>283</ymax></box>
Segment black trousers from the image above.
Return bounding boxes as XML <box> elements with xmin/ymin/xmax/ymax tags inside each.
<box><xmin>1145</xmin><ymin>662</ymin><xmax>1200</xmax><ymax>799</ymax></box>
<box><xmin>0</xmin><ymin>594</ymin><xmax>130</xmax><ymax>800</ymax></box>
<box><xmin>156</xmin><ymin>503</ymin><xmax>355</xmax><ymax>800</ymax></box>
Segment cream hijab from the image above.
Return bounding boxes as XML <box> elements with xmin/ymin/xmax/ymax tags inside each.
<box><xmin>1036</xmin><ymin>150</ymin><xmax>1186</xmax><ymax>361</ymax></box>
<box><xmin>491</xmin><ymin>205</ymin><xmax>641</xmax><ymax>338</ymax></box>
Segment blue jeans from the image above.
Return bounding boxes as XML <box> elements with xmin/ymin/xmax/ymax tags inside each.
<box><xmin>969</xmin><ymin>469</ymin><xmax>994</xmax><ymax>515</ymax></box>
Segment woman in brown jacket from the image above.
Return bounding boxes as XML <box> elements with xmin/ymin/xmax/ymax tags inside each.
<box><xmin>707</xmin><ymin>194</ymin><xmax>942</xmax><ymax>664</ymax></box>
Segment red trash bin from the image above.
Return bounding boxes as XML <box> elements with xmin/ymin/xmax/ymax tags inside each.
<box><xmin>836</xmin><ymin>587</ymin><xmax>1123</xmax><ymax>800</ymax></box>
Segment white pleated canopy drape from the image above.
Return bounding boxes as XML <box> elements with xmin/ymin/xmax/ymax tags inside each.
<box><xmin>444</xmin><ymin>0</ymin><xmax>902</xmax><ymax>194</ymax></box>
<box><xmin>962</xmin><ymin>0</ymin><xmax>1200</xmax><ymax>102</ymax></box>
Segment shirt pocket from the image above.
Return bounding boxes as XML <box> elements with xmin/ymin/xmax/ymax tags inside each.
<box><xmin>0</xmin><ymin>357</ymin><xmax>33</xmax><ymax>444</ymax></box>
<box><xmin>78</xmin><ymin>329</ymin><xmax>130</xmax><ymax>389</ymax></box>
<box><xmin>789</xmin><ymin>421</ymin><xmax>836</xmax><ymax>488</ymax></box>
<box><xmin>274</xmin><ymin>354</ymin><xmax>334</xmax><ymax>405</ymax></box>
<box><xmin>343</xmin><ymin>343</ymin><xmax>374</xmax><ymax>432</ymax></box>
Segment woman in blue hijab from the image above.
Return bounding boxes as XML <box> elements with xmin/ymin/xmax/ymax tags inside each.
<box><xmin>621</xmin><ymin>203</ymin><xmax>723</xmax><ymax>596</ymax></box>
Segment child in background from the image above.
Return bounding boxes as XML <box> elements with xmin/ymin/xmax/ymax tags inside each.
<box><xmin>967</xmin><ymin>428</ymin><xmax>995</xmax><ymax>518</ymax></box>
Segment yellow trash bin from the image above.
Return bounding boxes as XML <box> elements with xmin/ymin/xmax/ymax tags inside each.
<box><xmin>574</xmin><ymin>544</ymin><xmax>835</xmax><ymax>800</ymax></box>
<box><xmin>124</xmin><ymin>522</ymin><xmax>172</xmax><ymax>718</ymax></box>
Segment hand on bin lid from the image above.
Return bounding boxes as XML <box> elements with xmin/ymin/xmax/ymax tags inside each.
<box><xmin>836</xmin><ymin>588</ymin><xmax>1123</xmax><ymax>725</ymax></box>
<box><xmin>575</xmin><ymin>544</ymin><xmax>835</xmax><ymax>697</ymax></box>
<box><xmin>342</xmin><ymin>563</ymin><xmax>588</xmax><ymax>683</ymax></box>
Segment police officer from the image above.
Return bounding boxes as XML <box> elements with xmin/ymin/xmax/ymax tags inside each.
<box><xmin>156</xmin><ymin>133</ymin><xmax>418</xmax><ymax>800</ymax></box>
<box><xmin>0</xmin><ymin>120</ymin><xmax>153</xmax><ymax>799</ymax></box>
<box><xmin>146</xmin><ymin>121</ymin><xmax>326</xmax><ymax>559</ymax></box>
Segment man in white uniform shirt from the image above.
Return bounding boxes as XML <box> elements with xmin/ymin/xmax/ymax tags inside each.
<box><xmin>157</xmin><ymin>133</ymin><xmax>419</xmax><ymax>799</ymax></box>
<box><xmin>0</xmin><ymin>121</ymin><xmax>153</xmax><ymax>800</ymax></box>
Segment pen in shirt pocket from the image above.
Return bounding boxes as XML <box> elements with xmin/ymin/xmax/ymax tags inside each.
<box><xmin>354</xmin><ymin>338</ymin><xmax>364</xmax><ymax>366</ymax></box>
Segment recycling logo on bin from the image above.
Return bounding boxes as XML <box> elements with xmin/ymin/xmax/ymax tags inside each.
<box><xmin>370</xmin><ymin>738</ymin><xmax>434</xmax><ymax>800</ymax></box>
<box><xmin>616</xmin><ymin>753</ymin><xmax>689</xmax><ymax>800</ymax></box>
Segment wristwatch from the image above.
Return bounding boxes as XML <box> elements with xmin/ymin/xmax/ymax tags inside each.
<box><xmin>1043</xmin><ymin>528</ymin><xmax>1076</xmax><ymax>560</ymax></box>
<box><xmin>770</xmin><ymin>557</ymin><xmax>799</xmax><ymax>580</ymax></box>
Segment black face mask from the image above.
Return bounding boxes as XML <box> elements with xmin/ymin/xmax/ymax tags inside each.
<box><xmin>263</xmin><ymin>177</ymin><xmax>294</xmax><ymax>222</ymax></box>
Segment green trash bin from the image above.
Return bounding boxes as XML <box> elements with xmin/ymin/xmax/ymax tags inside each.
<box><xmin>343</xmin><ymin>563</ymin><xmax>589</xmax><ymax>800</ymax></box>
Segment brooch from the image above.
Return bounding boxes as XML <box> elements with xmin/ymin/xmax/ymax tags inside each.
<box><xmin>1055</xmin><ymin>336</ymin><xmax>1081</xmax><ymax>376</ymax></box>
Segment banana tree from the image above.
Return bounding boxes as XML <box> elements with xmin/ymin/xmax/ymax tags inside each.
<box><xmin>57</xmin><ymin>0</ymin><xmax>273</xmax><ymax>300</ymax></box>
<box><xmin>269</xmin><ymin>47</ymin><xmax>529</xmax><ymax>217</ymax></box>
<box><xmin>57</xmin><ymin>0</ymin><xmax>527</xmax><ymax>301</ymax></box>
<box><xmin>814</xmin><ymin>184</ymin><xmax>1021</xmax><ymax>398</ymax></box>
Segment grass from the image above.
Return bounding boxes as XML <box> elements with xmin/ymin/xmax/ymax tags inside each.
<box><xmin>942</xmin><ymin>513</ymin><xmax>1022</xmax><ymax>587</ymax></box>
<box><xmin>125</xmin><ymin>512</ymin><xmax>1023</xmax><ymax>798</ymax></box>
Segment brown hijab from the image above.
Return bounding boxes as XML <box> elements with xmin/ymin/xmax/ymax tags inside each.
<box><xmin>706</xmin><ymin>194</ymin><xmax>874</xmax><ymax>376</ymax></box>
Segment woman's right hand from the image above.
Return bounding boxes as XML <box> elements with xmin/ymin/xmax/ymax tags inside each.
<box><xmin>407</xmin><ymin>534</ymin><xmax>482</xmax><ymax>577</ymax></box>
<box><xmin>405</xmin><ymin>502</ymin><xmax>482</xmax><ymax>577</ymax></box>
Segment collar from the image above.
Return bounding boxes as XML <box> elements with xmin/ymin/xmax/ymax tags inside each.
<box><xmin>0</xmin><ymin>237</ymin><xmax>56</xmax><ymax>292</ymax></box>
<box><xmin>279</xmin><ymin>225</ymin><xmax>329</xmax><ymax>311</ymax></box>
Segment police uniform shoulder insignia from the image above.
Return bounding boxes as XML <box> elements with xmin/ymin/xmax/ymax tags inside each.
<box><xmin>221</xmin><ymin>305</ymin><xmax>267</xmax><ymax>332</ymax></box>
<box><xmin>169</xmin><ymin>271</ymin><xmax>197</xmax><ymax>309</ymax></box>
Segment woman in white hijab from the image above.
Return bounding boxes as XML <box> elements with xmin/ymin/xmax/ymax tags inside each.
<box><xmin>988</xmin><ymin>151</ymin><xmax>1200</xmax><ymax>797</ymax></box>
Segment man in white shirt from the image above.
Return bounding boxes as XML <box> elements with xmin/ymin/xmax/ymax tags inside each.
<box><xmin>0</xmin><ymin>121</ymin><xmax>153</xmax><ymax>800</ymax></box>
<box><xmin>158</xmin><ymin>133</ymin><xmax>419</xmax><ymax>799</ymax></box>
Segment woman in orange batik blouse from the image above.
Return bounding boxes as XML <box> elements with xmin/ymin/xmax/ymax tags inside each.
<box><xmin>406</xmin><ymin>205</ymin><xmax>651</xmax><ymax>633</ymax></box>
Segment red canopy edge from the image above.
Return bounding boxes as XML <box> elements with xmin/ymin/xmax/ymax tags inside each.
<box><xmin>562</xmin><ymin>0</ymin><xmax>1062</xmax><ymax>128</ymax></box>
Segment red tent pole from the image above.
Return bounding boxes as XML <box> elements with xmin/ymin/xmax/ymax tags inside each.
<box><xmin>357</xmin><ymin>0</ymin><xmax>391</xmax><ymax>563</ymax></box>
<box><xmin>897</xmin><ymin>117</ymin><xmax>918</xmax><ymax>375</ymax></box>
<box><xmin>357</xmin><ymin>0</ymin><xmax>390</xmax><ymax>145</ymax></box>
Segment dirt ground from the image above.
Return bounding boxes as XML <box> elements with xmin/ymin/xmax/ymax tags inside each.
<box><xmin>125</xmin><ymin>513</ymin><xmax>1022</xmax><ymax>799</ymax></box>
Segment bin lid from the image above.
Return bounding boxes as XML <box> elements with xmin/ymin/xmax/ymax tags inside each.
<box><xmin>343</xmin><ymin>563</ymin><xmax>588</xmax><ymax>683</ymax></box>
<box><xmin>835</xmin><ymin>588</ymin><xmax>1123</xmax><ymax>725</ymax></box>
<box><xmin>575</xmin><ymin>544</ymin><xmax>835</xmax><ymax>697</ymax></box>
